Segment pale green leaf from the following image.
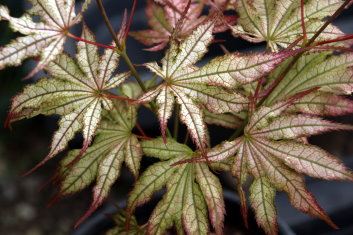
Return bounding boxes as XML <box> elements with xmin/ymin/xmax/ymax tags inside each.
<box><xmin>141</xmin><ymin>137</ymin><xmax>192</xmax><ymax>160</ymax></box>
<box><xmin>183</xmin><ymin>176</ymin><xmax>208</xmax><ymax>235</ymax></box>
<box><xmin>127</xmin><ymin>156</ymin><xmax>185</xmax><ymax>213</ymax></box>
<box><xmin>250</xmin><ymin>177</ymin><xmax>277</xmax><ymax>235</ymax></box>
<box><xmin>265</xmin><ymin>53</ymin><xmax>353</xmax><ymax>105</ymax></box>
<box><xmin>147</xmin><ymin>164</ymin><xmax>189</xmax><ymax>235</ymax></box>
<box><xmin>195</xmin><ymin>163</ymin><xmax>225</xmax><ymax>234</ymax></box>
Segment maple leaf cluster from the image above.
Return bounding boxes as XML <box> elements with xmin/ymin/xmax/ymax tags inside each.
<box><xmin>1</xmin><ymin>0</ymin><xmax>353</xmax><ymax>234</ymax></box>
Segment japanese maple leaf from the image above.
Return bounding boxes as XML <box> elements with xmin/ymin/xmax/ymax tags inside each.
<box><xmin>50</xmin><ymin>100</ymin><xmax>142</xmax><ymax>228</ymax></box>
<box><xmin>127</xmin><ymin>138</ymin><xmax>225</xmax><ymax>235</ymax></box>
<box><xmin>232</xmin><ymin>0</ymin><xmax>346</xmax><ymax>51</ymax></box>
<box><xmin>0</xmin><ymin>0</ymin><xmax>91</xmax><ymax>79</ymax></box>
<box><xmin>7</xmin><ymin>25</ymin><xmax>131</xmax><ymax>175</ymax></box>
<box><xmin>135</xmin><ymin>20</ymin><xmax>301</xmax><ymax>150</ymax></box>
<box><xmin>264</xmin><ymin>52</ymin><xmax>353</xmax><ymax>108</ymax></box>
<box><xmin>201</xmin><ymin>97</ymin><xmax>353</xmax><ymax>234</ymax></box>
<box><xmin>130</xmin><ymin>0</ymin><xmax>237</xmax><ymax>51</ymax></box>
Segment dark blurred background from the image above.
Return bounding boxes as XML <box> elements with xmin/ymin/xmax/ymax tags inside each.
<box><xmin>1</xmin><ymin>0</ymin><xmax>353</xmax><ymax>234</ymax></box>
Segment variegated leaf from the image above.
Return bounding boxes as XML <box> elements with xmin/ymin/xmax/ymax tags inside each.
<box><xmin>131</xmin><ymin>0</ymin><xmax>234</xmax><ymax>50</ymax></box>
<box><xmin>8</xmin><ymin>25</ymin><xmax>130</xmax><ymax>174</ymax></box>
<box><xmin>55</xmin><ymin>101</ymin><xmax>143</xmax><ymax>227</ymax></box>
<box><xmin>195</xmin><ymin>163</ymin><xmax>225</xmax><ymax>234</ymax></box>
<box><xmin>249</xmin><ymin>177</ymin><xmax>277</xmax><ymax>235</ymax></box>
<box><xmin>141</xmin><ymin>137</ymin><xmax>192</xmax><ymax>160</ymax></box>
<box><xmin>289</xmin><ymin>92</ymin><xmax>353</xmax><ymax>116</ymax></box>
<box><xmin>129</xmin><ymin>139</ymin><xmax>226</xmax><ymax>234</ymax></box>
<box><xmin>232</xmin><ymin>0</ymin><xmax>345</xmax><ymax>51</ymax></box>
<box><xmin>0</xmin><ymin>0</ymin><xmax>82</xmax><ymax>78</ymax></box>
<box><xmin>265</xmin><ymin>52</ymin><xmax>353</xmax><ymax>105</ymax></box>
<box><xmin>203</xmin><ymin>99</ymin><xmax>353</xmax><ymax>233</ymax></box>
<box><xmin>138</xmin><ymin>21</ymin><xmax>254</xmax><ymax>151</ymax></box>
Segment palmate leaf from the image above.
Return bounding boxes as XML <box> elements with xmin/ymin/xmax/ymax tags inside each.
<box><xmin>127</xmin><ymin>138</ymin><xmax>225</xmax><ymax>235</ymax></box>
<box><xmin>53</xmin><ymin>101</ymin><xmax>142</xmax><ymax>228</ymax></box>
<box><xmin>7</xmin><ymin>25</ymin><xmax>130</xmax><ymax>175</ymax></box>
<box><xmin>265</xmin><ymin>52</ymin><xmax>353</xmax><ymax>106</ymax></box>
<box><xmin>136</xmin><ymin>20</ymin><xmax>296</xmax><ymax>150</ymax></box>
<box><xmin>0</xmin><ymin>0</ymin><xmax>90</xmax><ymax>79</ymax></box>
<box><xmin>130</xmin><ymin>0</ymin><xmax>236</xmax><ymax>51</ymax></box>
<box><xmin>232</xmin><ymin>0</ymin><xmax>345</xmax><ymax>51</ymax></box>
<box><xmin>202</xmin><ymin>98</ymin><xmax>353</xmax><ymax>234</ymax></box>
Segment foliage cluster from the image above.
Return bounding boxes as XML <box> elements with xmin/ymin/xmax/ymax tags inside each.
<box><xmin>1</xmin><ymin>0</ymin><xmax>353</xmax><ymax>234</ymax></box>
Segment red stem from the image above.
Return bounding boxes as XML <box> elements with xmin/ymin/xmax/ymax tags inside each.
<box><xmin>104</xmin><ymin>94</ymin><xmax>137</xmax><ymax>102</ymax></box>
<box><xmin>316</xmin><ymin>34</ymin><xmax>353</xmax><ymax>46</ymax></box>
<box><xmin>67</xmin><ymin>32</ymin><xmax>117</xmax><ymax>50</ymax></box>
<box><xmin>125</xmin><ymin>0</ymin><xmax>137</xmax><ymax>40</ymax></box>
<box><xmin>135</xmin><ymin>135</ymin><xmax>154</xmax><ymax>140</ymax></box>
<box><xmin>300</xmin><ymin>0</ymin><xmax>307</xmax><ymax>40</ymax></box>
<box><xmin>136</xmin><ymin>122</ymin><xmax>147</xmax><ymax>137</ymax></box>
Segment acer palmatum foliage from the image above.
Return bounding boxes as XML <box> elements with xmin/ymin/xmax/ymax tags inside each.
<box><xmin>1</xmin><ymin>0</ymin><xmax>353</xmax><ymax>234</ymax></box>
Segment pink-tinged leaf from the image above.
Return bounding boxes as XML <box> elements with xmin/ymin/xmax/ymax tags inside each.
<box><xmin>249</xmin><ymin>177</ymin><xmax>278</xmax><ymax>235</ymax></box>
<box><xmin>10</xmin><ymin>26</ymin><xmax>129</xmax><ymax>172</ymax></box>
<box><xmin>146</xmin><ymin>0</ymin><xmax>172</xmax><ymax>34</ymax></box>
<box><xmin>265</xmin><ymin>53</ymin><xmax>353</xmax><ymax>105</ymax></box>
<box><xmin>254</xmin><ymin>138</ymin><xmax>353</xmax><ymax>181</ymax></box>
<box><xmin>290</xmin><ymin>92</ymin><xmax>353</xmax><ymax>116</ymax></box>
<box><xmin>130</xmin><ymin>29</ymin><xmax>168</xmax><ymax>46</ymax></box>
<box><xmin>165</xmin><ymin>20</ymin><xmax>215</xmax><ymax>77</ymax></box>
<box><xmin>57</xmin><ymin>135</ymin><xmax>118</xmax><ymax>197</ymax></box>
<box><xmin>233</xmin><ymin>0</ymin><xmax>344</xmax><ymax>51</ymax></box>
<box><xmin>174</xmin><ymin>51</ymin><xmax>300</xmax><ymax>88</ymax></box>
<box><xmin>195</xmin><ymin>163</ymin><xmax>225</xmax><ymax>234</ymax></box>
<box><xmin>0</xmin><ymin>0</ymin><xmax>82</xmax><ymax>78</ymax></box>
<box><xmin>156</xmin><ymin>86</ymin><xmax>175</xmax><ymax>142</ymax></box>
<box><xmin>253</xmin><ymin>115</ymin><xmax>353</xmax><ymax>139</ymax></box>
<box><xmin>75</xmin><ymin>142</ymin><xmax>126</xmax><ymax>228</ymax></box>
<box><xmin>249</xmin><ymin>141</ymin><xmax>337</xmax><ymax>228</ymax></box>
<box><xmin>173</xmin><ymin>89</ymin><xmax>208</xmax><ymax>150</ymax></box>
<box><xmin>213</xmin><ymin>15</ymin><xmax>237</xmax><ymax>33</ymax></box>
<box><xmin>55</xmin><ymin>101</ymin><xmax>142</xmax><ymax>226</ymax></box>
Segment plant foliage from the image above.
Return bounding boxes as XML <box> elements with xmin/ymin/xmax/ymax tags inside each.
<box><xmin>2</xmin><ymin>0</ymin><xmax>353</xmax><ymax>234</ymax></box>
